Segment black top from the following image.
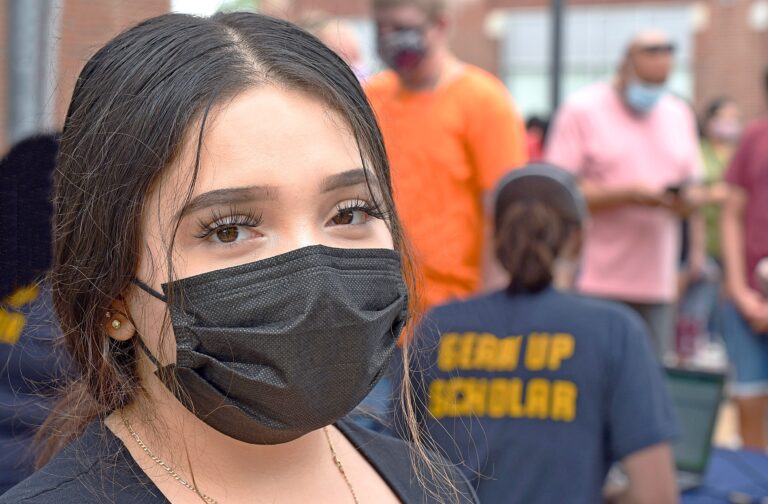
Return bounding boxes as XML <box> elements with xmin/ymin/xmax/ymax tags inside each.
<box><xmin>0</xmin><ymin>419</ymin><xmax>477</xmax><ymax>504</ymax></box>
<box><xmin>0</xmin><ymin>287</ymin><xmax>66</xmax><ymax>494</ymax></box>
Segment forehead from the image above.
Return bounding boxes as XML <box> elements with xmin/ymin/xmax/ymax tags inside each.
<box><xmin>717</xmin><ymin>103</ymin><xmax>741</xmax><ymax>117</ymax></box>
<box><xmin>374</xmin><ymin>4</ymin><xmax>430</xmax><ymax>26</ymax></box>
<box><xmin>630</xmin><ymin>32</ymin><xmax>672</xmax><ymax>53</ymax></box>
<box><xmin>163</xmin><ymin>86</ymin><xmax>364</xmax><ymax>202</ymax></box>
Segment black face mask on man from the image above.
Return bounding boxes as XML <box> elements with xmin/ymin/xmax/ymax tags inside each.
<box><xmin>133</xmin><ymin>245</ymin><xmax>408</xmax><ymax>445</ymax></box>
<box><xmin>378</xmin><ymin>27</ymin><xmax>429</xmax><ymax>72</ymax></box>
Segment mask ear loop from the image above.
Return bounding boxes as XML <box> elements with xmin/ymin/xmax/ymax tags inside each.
<box><xmin>134</xmin><ymin>336</ymin><xmax>163</xmax><ymax>369</ymax></box>
<box><xmin>130</xmin><ymin>278</ymin><xmax>166</xmax><ymax>370</ymax></box>
<box><xmin>131</xmin><ymin>278</ymin><xmax>168</xmax><ymax>302</ymax></box>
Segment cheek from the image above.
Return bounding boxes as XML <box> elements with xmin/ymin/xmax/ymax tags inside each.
<box><xmin>131</xmin><ymin>202</ymin><xmax>184</xmax><ymax>364</ymax></box>
<box><xmin>130</xmin><ymin>250</ymin><xmax>179</xmax><ymax>364</ymax></box>
<box><xmin>370</xmin><ymin>220</ymin><xmax>395</xmax><ymax>250</ymax></box>
<box><xmin>128</xmin><ymin>292</ymin><xmax>177</xmax><ymax>365</ymax></box>
<box><xmin>654</xmin><ymin>58</ymin><xmax>673</xmax><ymax>76</ymax></box>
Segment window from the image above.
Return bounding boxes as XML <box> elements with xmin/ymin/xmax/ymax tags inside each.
<box><xmin>500</xmin><ymin>4</ymin><xmax>695</xmax><ymax>117</ymax></box>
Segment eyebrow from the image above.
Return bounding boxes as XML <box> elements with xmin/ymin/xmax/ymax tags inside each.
<box><xmin>320</xmin><ymin>168</ymin><xmax>372</xmax><ymax>193</ymax></box>
<box><xmin>175</xmin><ymin>169</ymin><xmax>373</xmax><ymax>220</ymax></box>
<box><xmin>177</xmin><ymin>185</ymin><xmax>277</xmax><ymax>219</ymax></box>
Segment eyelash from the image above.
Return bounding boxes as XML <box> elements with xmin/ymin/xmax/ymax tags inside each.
<box><xmin>194</xmin><ymin>207</ymin><xmax>263</xmax><ymax>239</ymax></box>
<box><xmin>336</xmin><ymin>198</ymin><xmax>388</xmax><ymax>221</ymax></box>
<box><xmin>192</xmin><ymin>198</ymin><xmax>387</xmax><ymax>240</ymax></box>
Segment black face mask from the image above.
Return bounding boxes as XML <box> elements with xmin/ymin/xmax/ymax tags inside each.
<box><xmin>133</xmin><ymin>245</ymin><xmax>408</xmax><ymax>445</ymax></box>
<box><xmin>378</xmin><ymin>27</ymin><xmax>429</xmax><ymax>72</ymax></box>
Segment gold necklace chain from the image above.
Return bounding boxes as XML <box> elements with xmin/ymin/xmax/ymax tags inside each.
<box><xmin>120</xmin><ymin>411</ymin><xmax>359</xmax><ymax>503</ymax></box>
<box><xmin>121</xmin><ymin>411</ymin><xmax>219</xmax><ymax>504</ymax></box>
<box><xmin>323</xmin><ymin>426</ymin><xmax>360</xmax><ymax>504</ymax></box>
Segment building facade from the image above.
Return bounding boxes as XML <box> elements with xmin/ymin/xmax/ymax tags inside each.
<box><xmin>265</xmin><ymin>0</ymin><xmax>768</xmax><ymax>121</ymax></box>
<box><xmin>2</xmin><ymin>0</ymin><xmax>767</xmax><ymax>152</ymax></box>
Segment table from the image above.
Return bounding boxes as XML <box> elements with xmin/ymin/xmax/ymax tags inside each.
<box><xmin>682</xmin><ymin>448</ymin><xmax>768</xmax><ymax>503</ymax></box>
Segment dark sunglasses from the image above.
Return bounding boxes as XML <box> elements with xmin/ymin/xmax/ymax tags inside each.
<box><xmin>637</xmin><ymin>43</ymin><xmax>676</xmax><ymax>55</ymax></box>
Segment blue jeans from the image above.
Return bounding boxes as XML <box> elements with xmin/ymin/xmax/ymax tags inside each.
<box><xmin>678</xmin><ymin>259</ymin><xmax>723</xmax><ymax>341</ymax></box>
<box><xmin>721</xmin><ymin>302</ymin><xmax>768</xmax><ymax>397</ymax></box>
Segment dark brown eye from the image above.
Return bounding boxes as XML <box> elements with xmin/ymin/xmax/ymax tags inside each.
<box><xmin>332</xmin><ymin>210</ymin><xmax>356</xmax><ymax>226</ymax></box>
<box><xmin>215</xmin><ymin>226</ymin><xmax>240</xmax><ymax>243</ymax></box>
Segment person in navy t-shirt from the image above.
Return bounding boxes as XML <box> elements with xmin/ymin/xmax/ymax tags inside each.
<box><xmin>406</xmin><ymin>164</ymin><xmax>679</xmax><ymax>504</ymax></box>
<box><xmin>0</xmin><ymin>135</ymin><xmax>65</xmax><ymax>494</ymax></box>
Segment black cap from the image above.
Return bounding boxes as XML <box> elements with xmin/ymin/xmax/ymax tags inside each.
<box><xmin>494</xmin><ymin>163</ymin><xmax>588</xmax><ymax>229</ymax></box>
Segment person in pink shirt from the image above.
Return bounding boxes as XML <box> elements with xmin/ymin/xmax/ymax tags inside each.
<box><xmin>546</xmin><ymin>30</ymin><xmax>703</xmax><ymax>360</ymax></box>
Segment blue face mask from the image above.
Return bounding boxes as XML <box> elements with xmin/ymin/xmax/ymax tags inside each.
<box><xmin>624</xmin><ymin>80</ymin><xmax>665</xmax><ymax>114</ymax></box>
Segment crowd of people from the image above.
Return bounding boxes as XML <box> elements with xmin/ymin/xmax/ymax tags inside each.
<box><xmin>1</xmin><ymin>0</ymin><xmax>767</xmax><ymax>502</ymax></box>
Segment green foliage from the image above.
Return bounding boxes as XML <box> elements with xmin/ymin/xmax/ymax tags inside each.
<box><xmin>218</xmin><ymin>0</ymin><xmax>259</xmax><ymax>13</ymax></box>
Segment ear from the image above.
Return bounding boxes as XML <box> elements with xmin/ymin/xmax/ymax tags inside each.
<box><xmin>104</xmin><ymin>299</ymin><xmax>135</xmax><ymax>342</ymax></box>
<box><xmin>432</xmin><ymin>14</ymin><xmax>448</xmax><ymax>35</ymax></box>
<box><xmin>621</xmin><ymin>50</ymin><xmax>638</xmax><ymax>79</ymax></box>
<box><xmin>561</xmin><ymin>227</ymin><xmax>584</xmax><ymax>261</ymax></box>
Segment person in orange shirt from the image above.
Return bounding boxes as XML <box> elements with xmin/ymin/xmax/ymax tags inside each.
<box><xmin>366</xmin><ymin>0</ymin><xmax>527</xmax><ymax>308</ymax></box>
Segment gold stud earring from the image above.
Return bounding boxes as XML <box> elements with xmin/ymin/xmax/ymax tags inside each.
<box><xmin>111</xmin><ymin>319</ymin><xmax>122</xmax><ymax>330</ymax></box>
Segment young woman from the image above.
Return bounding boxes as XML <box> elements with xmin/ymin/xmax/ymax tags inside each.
<box><xmin>700</xmin><ymin>97</ymin><xmax>742</xmax><ymax>229</ymax></box>
<box><xmin>676</xmin><ymin>97</ymin><xmax>742</xmax><ymax>356</ymax></box>
<box><xmin>0</xmin><ymin>13</ymin><xmax>474</xmax><ymax>504</ymax></box>
<box><xmin>405</xmin><ymin>164</ymin><xmax>679</xmax><ymax>504</ymax></box>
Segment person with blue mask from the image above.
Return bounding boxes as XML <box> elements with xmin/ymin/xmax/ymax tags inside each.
<box><xmin>546</xmin><ymin>30</ymin><xmax>705</xmax><ymax>362</ymax></box>
<box><xmin>622</xmin><ymin>40</ymin><xmax>670</xmax><ymax>114</ymax></box>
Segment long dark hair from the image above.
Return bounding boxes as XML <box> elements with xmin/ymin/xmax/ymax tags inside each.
<box><xmin>699</xmin><ymin>95</ymin><xmax>734</xmax><ymax>138</ymax></box>
<box><xmin>41</xmin><ymin>12</ymin><xmax>449</xmax><ymax>494</ymax></box>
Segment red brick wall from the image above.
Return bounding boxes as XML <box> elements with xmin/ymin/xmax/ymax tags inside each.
<box><xmin>0</xmin><ymin>0</ymin><xmax>169</xmax><ymax>154</ymax></box>
<box><xmin>286</xmin><ymin>0</ymin><xmax>370</xmax><ymax>16</ymax></box>
<box><xmin>55</xmin><ymin>0</ymin><xmax>170</xmax><ymax>125</ymax></box>
<box><xmin>694</xmin><ymin>1</ymin><xmax>768</xmax><ymax>121</ymax></box>
<box><xmin>272</xmin><ymin>0</ymin><xmax>502</xmax><ymax>73</ymax></box>
<box><xmin>490</xmin><ymin>0</ymin><xmax>672</xmax><ymax>6</ymax></box>
<box><xmin>449</xmin><ymin>0</ymin><xmax>499</xmax><ymax>74</ymax></box>
<box><xmin>0</xmin><ymin>1</ymin><xmax>7</xmax><ymax>153</ymax></box>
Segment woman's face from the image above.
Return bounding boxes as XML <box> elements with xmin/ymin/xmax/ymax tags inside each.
<box><xmin>129</xmin><ymin>86</ymin><xmax>393</xmax><ymax>360</ymax></box>
<box><xmin>707</xmin><ymin>102</ymin><xmax>742</xmax><ymax>143</ymax></box>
